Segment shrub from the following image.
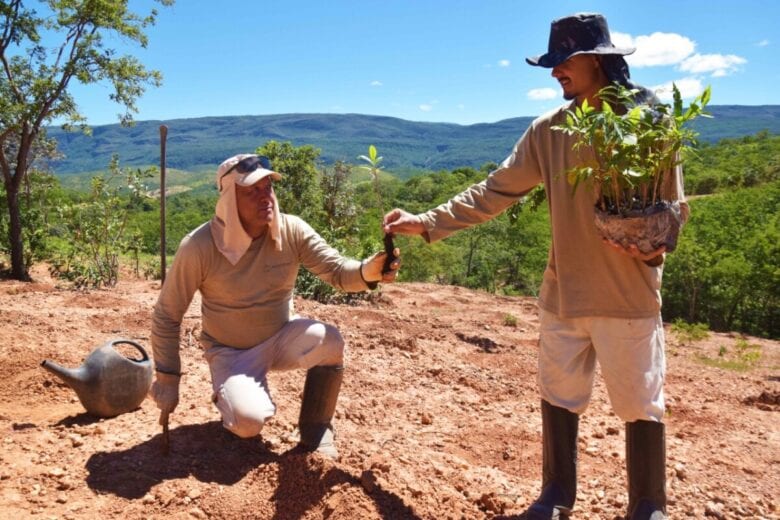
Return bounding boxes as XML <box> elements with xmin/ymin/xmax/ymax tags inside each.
<box><xmin>671</xmin><ymin>318</ymin><xmax>710</xmax><ymax>345</ymax></box>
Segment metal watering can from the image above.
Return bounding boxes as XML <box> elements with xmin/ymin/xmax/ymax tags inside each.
<box><xmin>41</xmin><ymin>339</ymin><xmax>153</xmax><ymax>418</ymax></box>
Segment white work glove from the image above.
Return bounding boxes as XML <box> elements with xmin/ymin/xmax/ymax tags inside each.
<box><xmin>361</xmin><ymin>247</ymin><xmax>401</xmax><ymax>285</ymax></box>
<box><xmin>149</xmin><ymin>372</ymin><xmax>180</xmax><ymax>415</ymax></box>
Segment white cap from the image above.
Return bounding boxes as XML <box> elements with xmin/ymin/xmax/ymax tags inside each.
<box><xmin>216</xmin><ymin>154</ymin><xmax>282</xmax><ymax>191</ymax></box>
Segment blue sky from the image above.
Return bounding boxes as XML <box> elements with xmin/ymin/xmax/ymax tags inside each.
<box><xmin>66</xmin><ymin>0</ymin><xmax>779</xmax><ymax>126</ymax></box>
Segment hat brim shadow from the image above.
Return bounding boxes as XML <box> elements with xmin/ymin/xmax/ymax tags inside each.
<box><xmin>526</xmin><ymin>46</ymin><xmax>635</xmax><ymax>68</ymax></box>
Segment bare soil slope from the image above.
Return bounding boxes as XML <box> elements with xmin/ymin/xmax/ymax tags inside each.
<box><xmin>0</xmin><ymin>267</ymin><xmax>778</xmax><ymax>519</ymax></box>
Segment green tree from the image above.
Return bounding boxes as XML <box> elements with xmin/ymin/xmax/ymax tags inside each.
<box><xmin>0</xmin><ymin>168</ymin><xmax>65</xmax><ymax>269</ymax></box>
<box><xmin>0</xmin><ymin>0</ymin><xmax>172</xmax><ymax>280</ymax></box>
<box><xmin>256</xmin><ymin>140</ymin><xmax>322</xmax><ymax>224</ymax></box>
<box><xmin>663</xmin><ymin>180</ymin><xmax>779</xmax><ymax>338</ymax></box>
<box><xmin>320</xmin><ymin>160</ymin><xmax>357</xmax><ymax>237</ymax></box>
<box><xmin>683</xmin><ymin>132</ymin><xmax>780</xmax><ymax>195</ymax></box>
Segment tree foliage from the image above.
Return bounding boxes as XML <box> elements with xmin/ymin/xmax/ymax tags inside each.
<box><xmin>50</xmin><ymin>155</ymin><xmax>153</xmax><ymax>288</ymax></box>
<box><xmin>663</xmin><ymin>180</ymin><xmax>778</xmax><ymax>338</ymax></box>
<box><xmin>3</xmin><ymin>131</ymin><xmax>776</xmax><ymax>338</ymax></box>
<box><xmin>256</xmin><ymin>140</ymin><xmax>322</xmax><ymax>224</ymax></box>
<box><xmin>0</xmin><ymin>168</ymin><xmax>64</xmax><ymax>268</ymax></box>
<box><xmin>683</xmin><ymin>130</ymin><xmax>780</xmax><ymax>194</ymax></box>
<box><xmin>0</xmin><ymin>0</ymin><xmax>172</xmax><ymax>280</ymax></box>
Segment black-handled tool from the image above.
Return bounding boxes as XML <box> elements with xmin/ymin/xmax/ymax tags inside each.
<box><xmin>382</xmin><ymin>233</ymin><xmax>397</xmax><ymax>274</ymax></box>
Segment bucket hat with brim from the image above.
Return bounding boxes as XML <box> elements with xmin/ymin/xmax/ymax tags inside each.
<box><xmin>526</xmin><ymin>12</ymin><xmax>635</xmax><ymax>68</ymax></box>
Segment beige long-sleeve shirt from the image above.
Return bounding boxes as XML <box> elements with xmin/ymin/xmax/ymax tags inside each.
<box><xmin>418</xmin><ymin>102</ymin><xmax>687</xmax><ymax>320</ymax></box>
<box><xmin>151</xmin><ymin>213</ymin><xmax>368</xmax><ymax>374</ymax></box>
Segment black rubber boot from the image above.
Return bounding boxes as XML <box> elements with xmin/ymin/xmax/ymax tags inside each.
<box><xmin>297</xmin><ymin>365</ymin><xmax>344</xmax><ymax>460</ymax></box>
<box><xmin>626</xmin><ymin>420</ymin><xmax>667</xmax><ymax>520</ymax></box>
<box><xmin>523</xmin><ymin>400</ymin><xmax>579</xmax><ymax>519</ymax></box>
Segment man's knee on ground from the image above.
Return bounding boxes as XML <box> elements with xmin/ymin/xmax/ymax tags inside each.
<box><xmin>216</xmin><ymin>375</ymin><xmax>276</xmax><ymax>438</ymax></box>
<box><xmin>223</xmin><ymin>404</ymin><xmax>275</xmax><ymax>438</ymax></box>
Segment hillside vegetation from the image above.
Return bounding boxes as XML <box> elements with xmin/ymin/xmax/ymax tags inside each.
<box><xmin>2</xmin><ymin>129</ymin><xmax>779</xmax><ymax>338</ymax></box>
<box><xmin>45</xmin><ymin>106</ymin><xmax>780</xmax><ymax>177</ymax></box>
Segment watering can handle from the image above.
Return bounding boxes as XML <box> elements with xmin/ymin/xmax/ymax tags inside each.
<box><xmin>108</xmin><ymin>339</ymin><xmax>150</xmax><ymax>362</ymax></box>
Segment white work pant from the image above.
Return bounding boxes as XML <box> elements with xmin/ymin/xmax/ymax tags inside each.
<box><xmin>204</xmin><ymin>318</ymin><xmax>344</xmax><ymax>438</ymax></box>
<box><xmin>537</xmin><ymin>309</ymin><xmax>665</xmax><ymax>422</ymax></box>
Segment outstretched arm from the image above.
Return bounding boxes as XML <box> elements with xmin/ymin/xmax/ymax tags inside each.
<box><xmin>383</xmin><ymin>137</ymin><xmax>543</xmax><ymax>244</ymax></box>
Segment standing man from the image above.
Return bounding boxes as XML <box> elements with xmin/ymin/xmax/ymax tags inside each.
<box><xmin>384</xmin><ymin>13</ymin><xmax>684</xmax><ymax>520</ymax></box>
<box><xmin>149</xmin><ymin>153</ymin><xmax>400</xmax><ymax>460</ymax></box>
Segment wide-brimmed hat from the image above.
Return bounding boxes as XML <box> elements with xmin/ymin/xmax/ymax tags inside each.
<box><xmin>216</xmin><ymin>154</ymin><xmax>283</xmax><ymax>192</ymax></box>
<box><xmin>526</xmin><ymin>13</ymin><xmax>635</xmax><ymax>68</ymax></box>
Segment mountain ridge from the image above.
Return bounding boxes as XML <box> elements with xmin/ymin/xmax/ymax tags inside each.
<box><xmin>46</xmin><ymin>106</ymin><xmax>780</xmax><ymax>176</ymax></box>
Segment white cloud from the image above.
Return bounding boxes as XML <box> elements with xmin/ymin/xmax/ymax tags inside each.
<box><xmin>419</xmin><ymin>104</ymin><xmax>433</xmax><ymax>112</ymax></box>
<box><xmin>370</xmin><ymin>80</ymin><xmax>383</xmax><ymax>87</ymax></box>
<box><xmin>757</xmin><ymin>39</ymin><xmax>770</xmax><ymax>47</ymax></box>
<box><xmin>680</xmin><ymin>53</ymin><xmax>746</xmax><ymax>77</ymax></box>
<box><xmin>527</xmin><ymin>87</ymin><xmax>558</xmax><ymax>101</ymax></box>
<box><xmin>610</xmin><ymin>31</ymin><xmax>635</xmax><ymax>50</ymax></box>
<box><xmin>498</xmin><ymin>59</ymin><xmax>511</xmax><ymax>68</ymax></box>
<box><xmin>613</xmin><ymin>31</ymin><xmax>696</xmax><ymax>67</ymax></box>
<box><xmin>651</xmin><ymin>77</ymin><xmax>704</xmax><ymax>101</ymax></box>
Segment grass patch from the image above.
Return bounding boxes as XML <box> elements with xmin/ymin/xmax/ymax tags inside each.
<box><xmin>696</xmin><ymin>338</ymin><xmax>762</xmax><ymax>372</ymax></box>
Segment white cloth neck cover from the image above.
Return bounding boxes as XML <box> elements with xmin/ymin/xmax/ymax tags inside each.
<box><xmin>210</xmin><ymin>180</ymin><xmax>282</xmax><ymax>265</ymax></box>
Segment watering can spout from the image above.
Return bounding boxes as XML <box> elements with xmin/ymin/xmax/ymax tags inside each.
<box><xmin>40</xmin><ymin>339</ymin><xmax>153</xmax><ymax>418</ymax></box>
<box><xmin>40</xmin><ymin>359</ymin><xmax>88</xmax><ymax>393</ymax></box>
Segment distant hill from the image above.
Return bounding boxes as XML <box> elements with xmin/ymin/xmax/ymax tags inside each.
<box><xmin>46</xmin><ymin>106</ymin><xmax>780</xmax><ymax>177</ymax></box>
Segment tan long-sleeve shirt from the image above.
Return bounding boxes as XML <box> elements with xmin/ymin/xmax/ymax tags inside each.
<box><xmin>151</xmin><ymin>213</ymin><xmax>368</xmax><ymax>374</ymax></box>
<box><xmin>418</xmin><ymin>102</ymin><xmax>687</xmax><ymax>320</ymax></box>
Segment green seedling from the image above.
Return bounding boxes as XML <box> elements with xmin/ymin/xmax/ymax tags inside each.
<box><xmin>553</xmin><ymin>83</ymin><xmax>711</xmax><ymax>215</ymax></box>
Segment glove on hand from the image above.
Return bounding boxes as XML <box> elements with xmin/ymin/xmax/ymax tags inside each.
<box><xmin>149</xmin><ymin>371</ymin><xmax>180</xmax><ymax>415</ymax></box>
<box><xmin>361</xmin><ymin>247</ymin><xmax>401</xmax><ymax>283</ymax></box>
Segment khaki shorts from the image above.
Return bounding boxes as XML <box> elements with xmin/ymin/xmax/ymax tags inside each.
<box><xmin>537</xmin><ymin>309</ymin><xmax>665</xmax><ymax>422</ymax></box>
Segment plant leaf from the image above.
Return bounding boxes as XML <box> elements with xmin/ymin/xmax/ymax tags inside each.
<box><xmin>627</xmin><ymin>106</ymin><xmax>642</xmax><ymax>123</ymax></box>
<box><xmin>701</xmin><ymin>85</ymin><xmax>712</xmax><ymax>107</ymax></box>
<box><xmin>673</xmin><ymin>83</ymin><xmax>683</xmax><ymax>117</ymax></box>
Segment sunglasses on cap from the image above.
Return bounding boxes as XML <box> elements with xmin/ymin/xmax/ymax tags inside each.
<box><xmin>219</xmin><ymin>155</ymin><xmax>273</xmax><ymax>191</ymax></box>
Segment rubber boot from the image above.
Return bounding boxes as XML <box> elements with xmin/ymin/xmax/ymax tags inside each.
<box><xmin>523</xmin><ymin>400</ymin><xmax>578</xmax><ymax>519</ymax></box>
<box><xmin>626</xmin><ymin>420</ymin><xmax>667</xmax><ymax>520</ymax></box>
<box><xmin>297</xmin><ymin>365</ymin><xmax>344</xmax><ymax>460</ymax></box>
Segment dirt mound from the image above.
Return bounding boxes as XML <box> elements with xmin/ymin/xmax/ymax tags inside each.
<box><xmin>0</xmin><ymin>270</ymin><xmax>778</xmax><ymax>519</ymax></box>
